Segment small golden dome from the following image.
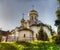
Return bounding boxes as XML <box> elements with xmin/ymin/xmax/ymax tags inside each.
<box><xmin>21</xmin><ymin>13</ymin><xmax>25</xmax><ymax>23</ymax></box>
<box><xmin>21</xmin><ymin>18</ymin><xmax>25</xmax><ymax>23</ymax></box>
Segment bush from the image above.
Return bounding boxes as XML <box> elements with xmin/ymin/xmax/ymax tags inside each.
<box><xmin>52</xmin><ymin>35</ymin><xmax>60</xmax><ymax>44</ymax></box>
<box><xmin>16</xmin><ymin>41</ymin><xmax>31</xmax><ymax>46</ymax></box>
<box><xmin>0</xmin><ymin>43</ymin><xmax>18</xmax><ymax>50</ymax></box>
<box><xmin>0</xmin><ymin>41</ymin><xmax>60</xmax><ymax>50</ymax></box>
<box><xmin>38</xmin><ymin>26</ymin><xmax>49</xmax><ymax>41</ymax></box>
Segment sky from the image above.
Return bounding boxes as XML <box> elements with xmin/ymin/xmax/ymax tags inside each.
<box><xmin>0</xmin><ymin>0</ymin><xmax>59</xmax><ymax>32</ymax></box>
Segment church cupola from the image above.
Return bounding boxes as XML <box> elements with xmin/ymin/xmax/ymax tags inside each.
<box><xmin>21</xmin><ymin>13</ymin><xmax>25</xmax><ymax>26</ymax></box>
<box><xmin>28</xmin><ymin>5</ymin><xmax>38</xmax><ymax>22</ymax></box>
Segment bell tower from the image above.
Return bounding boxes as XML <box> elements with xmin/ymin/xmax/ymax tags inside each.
<box><xmin>28</xmin><ymin>5</ymin><xmax>38</xmax><ymax>24</ymax></box>
<box><xmin>55</xmin><ymin>0</ymin><xmax>60</xmax><ymax>34</ymax></box>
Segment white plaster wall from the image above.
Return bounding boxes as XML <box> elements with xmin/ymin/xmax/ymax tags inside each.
<box><xmin>7</xmin><ymin>34</ymin><xmax>15</xmax><ymax>42</ymax></box>
<box><xmin>2</xmin><ymin>36</ymin><xmax>6</xmax><ymax>42</ymax></box>
<box><xmin>30</xmin><ymin>26</ymin><xmax>51</xmax><ymax>40</ymax></box>
<box><xmin>30</xmin><ymin>26</ymin><xmax>40</xmax><ymax>40</ymax></box>
<box><xmin>43</xmin><ymin>27</ymin><xmax>51</xmax><ymax>36</ymax></box>
<box><xmin>18</xmin><ymin>30</ymin><xmax>33</xmax><ymax>41</ymax></box>
<box><xmin>14</xmin><ymin>31</ymin><xmax>19</xmax><ymax>41</ymax></box>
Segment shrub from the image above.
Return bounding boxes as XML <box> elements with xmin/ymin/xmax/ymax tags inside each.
<box><xmin>38</xmin><ymin>26</ymin><xmax>49</xmax><ymax>41</ymax></box>
<box><xmin>0</xmin><ymin>41</ymin><xmax>60</xmax><ymax>50</ymax></box>
<box><xmin>52</xmin><ymin>35</ymin><xmax>60</xmax><ymax>44</ymax></box>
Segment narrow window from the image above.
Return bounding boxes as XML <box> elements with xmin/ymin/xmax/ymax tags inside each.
<box><xmin>36</xmin><ymin>34</ymin><xmax>37</xmax><ymax>38</ymax></box>
<box><xmin>32</xmin><ymin>16</ymin><xmax>33</xmax><ymax>20</ymax></box>
<box><xmin>24</xmin><ymin>34</ymin><xmax>26</xmax><ymax>38</ymax></box>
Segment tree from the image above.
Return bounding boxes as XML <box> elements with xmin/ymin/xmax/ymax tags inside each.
<box><xmin>37</xmin><ymin>26</ymin><xmax>43</xmax><ymax>40</ymax></box>
<box><xmin>43</xmin><ymin>32</ymin><xmax>49</xmax><ymax>41</ymax></box>
<box><xmin>58</xmin><ymin>0</ymin><xmax>60</xmax><ymax>4</ymax></box>
<box><xmin>38</xmin><ymin>26</ymin><xmax>49</xmax><ymax>41</ymax></box>
<box><xmin>52</xmin><ymin>34</ymin><xmax>60</xmax><ymax>44</ymax></box>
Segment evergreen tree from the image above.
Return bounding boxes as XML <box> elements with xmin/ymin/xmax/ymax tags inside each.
<box><xmin>38</xmin><ymin>26</ymin><xmax>43</xmax><ymax>40</ymax></box>
<box><xmin>43</xmin><ymin>32</ymin><xmax>49</xmax><ymax>41</ymax></box>
<box><xmin>38</xmin><ymin>26</ymin><xmax>49</xmax><ymax>41</ymax></box>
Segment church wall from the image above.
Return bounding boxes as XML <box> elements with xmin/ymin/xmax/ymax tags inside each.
<box><xmin>7</xmin><ymin>34</ymin><xmax>15</xmax><ymax>42</ymax></box>
<box><xmin>30</xmin><ymin>26</ymin><xmax>40</xmax><ymax>40</ymax></box>
<box><xmin>18</xmin><ymin>30</ymin><xmax>33</xmax><ymax>41</ymax></box>
<box><xmin>14</xmin><ymin>31</ymin><xmax>19</xmax><ymax>41</ymax></box>
<box><xmin>30</xmin><ymin>26</ymin><xmax>51</xmax><ymax>40</ymax></box>
<box><xmin>43</xmin><ymin>27</ymin><xmax>51</xmax><ymax>36</ymax></box>
<box><xmin>1</xmin><ymin>36</ymin><xmax>6</xmax><ymax>42</ymax></box>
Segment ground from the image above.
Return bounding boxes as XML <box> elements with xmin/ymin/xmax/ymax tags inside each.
<box><xmin>0</xmin><ymin>41</ymin><xmax>60</xmax><ymax>50</ymax></box>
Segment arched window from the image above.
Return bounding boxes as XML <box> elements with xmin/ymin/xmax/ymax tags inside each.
<box><xmin>32</xmin><ymin>16</ymin><xmax>33</xmax><ymax>20</ymax></box>
<box><xmin>24</xmin><ymin>34</ymin><xmax>26</xmax><ymax>38</ymax></box>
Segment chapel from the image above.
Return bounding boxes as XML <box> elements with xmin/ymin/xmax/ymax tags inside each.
<box><xmin>7</xmin><ymin>6</ymin><xmax>51</xmax><ymax>42</ymax></box>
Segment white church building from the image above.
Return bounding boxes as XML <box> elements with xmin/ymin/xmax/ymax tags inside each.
<box><xmin>7</xmin><ymin>7</ymin><xmax>51</xmax><ymax>42</ymax></box>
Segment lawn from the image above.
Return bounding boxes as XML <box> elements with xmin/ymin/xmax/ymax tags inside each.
<box><xmin>0</xmin><ymin>41</ymin><xmax>60</xmax><ymax>50</ymax></box>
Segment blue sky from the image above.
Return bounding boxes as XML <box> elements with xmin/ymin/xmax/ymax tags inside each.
<box><xmin>0</xmin><ymin>0</ymin><xmax>59</xmax><ymax>32</ymax></box>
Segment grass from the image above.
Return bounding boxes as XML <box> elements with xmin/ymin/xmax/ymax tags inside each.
<box><xmin>0</xmin><ymin>41</ymin><xmax>60</xmax><ymax>50</ymax></box>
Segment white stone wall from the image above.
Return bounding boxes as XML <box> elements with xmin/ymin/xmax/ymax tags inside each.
<box><xmin>18</xmin><ymin>30</ymin><xmax>33</xmax><ymax>41</ymax></box>
<box><xmin>30</xmin><ymin>26</ymin><xmax>40</xmax><ymax>40</ymax></box>
<box><xmin>30</xmin><ymin>26</ymin><xmax>51</xmax><ymax>40</ymax></box>
<box><xmin>1</xmin><ymin>36</ymin><xmax>6</xmax><ymax>42</ymax></box>
<box><xmin>7</xmin><ymin>34</ymin><xmax>15</xmax><ymax>42</ymax></box>
<box><xmin>43</xmin><ymin>27</ymin><xmax>51</xmax><ymax>36</ymax></box>
<box><xmin>8</xmin><ymin>26</ymin><xmax>51</xmax><ymax>42</ymax></box>
<box><xmin>14</xmin><ymin>31</ymin><xmax>19</xmax><ymax>41</ymax></box>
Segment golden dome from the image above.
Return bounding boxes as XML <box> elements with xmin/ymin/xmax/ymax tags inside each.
<box><xmin>21</xmin><ymin>18</ymin><xmax>25</xmax><ymax>23</ymax></box>
<box><xmin>21</xmin><ymin>13</ymin><xmax>25</xmax><ymax>23</ymax></box>
<box><xmin>29</xmin><ymin>10</ymin><xmax>38</xmax><ymax>16</ymax></box>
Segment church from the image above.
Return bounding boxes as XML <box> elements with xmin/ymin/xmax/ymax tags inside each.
<box><xmin>7</xmin><ymin>6</ymin><xmax>51</xmax><ymax>42</ymax></box>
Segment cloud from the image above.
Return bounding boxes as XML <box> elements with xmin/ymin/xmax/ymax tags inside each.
<box><xmin>0</xmin><ymin>0</ymin><xmax>58</xmax><ymax>31</ymax></box>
